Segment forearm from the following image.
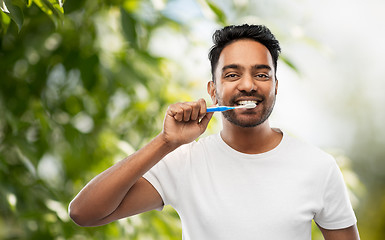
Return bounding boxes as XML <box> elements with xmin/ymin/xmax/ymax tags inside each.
<box><xmin>68</xmin><ymin>133</ymin><xmax>177</xmax><ymax>226</ymax></box>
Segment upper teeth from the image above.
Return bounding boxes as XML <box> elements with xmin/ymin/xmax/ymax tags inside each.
<box><xmin>237</xmin><ymin>100</ymin><xmax>258</xmax><ymax>105</ymax></box>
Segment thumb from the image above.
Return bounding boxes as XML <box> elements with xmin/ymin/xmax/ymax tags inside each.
<box><xmin>199</xmin><ymin>112</ymin><xmax>213</xmax><ymax>131</ymax></box>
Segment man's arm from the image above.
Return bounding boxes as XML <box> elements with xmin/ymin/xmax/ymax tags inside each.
<box><xmin>68</xmin><ymin>99</ymin><xmax>213</xmax><ymax>227</ymax></box>
<box><xmin>68</xmin><ymin>134</ymin><xmax>174</xmax><ymax>227</ymax></box>
<box><xmin>318</xmin><ymin>224</ymin><xmax>360</xmax><ymax>240</ymax></box>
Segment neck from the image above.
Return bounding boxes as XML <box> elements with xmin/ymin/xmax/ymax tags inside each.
<box><xmin>220</xmin><ymin>119</ymin><xmax>282</xmax><ymax>154</ymax></box>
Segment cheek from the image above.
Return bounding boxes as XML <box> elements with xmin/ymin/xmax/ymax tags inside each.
<box><xmin>267</xmin><ymin>87</ymin><xmax>277</xmax><ymax>102</ymax></box>
<box><xmin>269</xmin><ymin>87</ymin><xmax>276</xmax><ymax>96</ymax></box>
<box><xmin>220</xmin><ymin>81</ymin><xmax>237</xmax><ymax>94</ymax></box>
<box><xmin>263</xmin><ymin>82</ymin><xmax>276</xmax><ymax>95</ymax></box>
<box><xmin>214</xmin><ymin>84</ymin><xmax>230</xmax><ymax>104</ymax></box>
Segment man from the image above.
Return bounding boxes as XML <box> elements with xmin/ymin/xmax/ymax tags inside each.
<box><xmin>69</xmin><ymin>24</ymin><xmax>359</xmax><ymax>239</ymax></box>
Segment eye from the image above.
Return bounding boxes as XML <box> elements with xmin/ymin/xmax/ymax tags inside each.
<box><xmin>255</xmin><ymin>73</ymin><xmax>270</xmax><ymax>80</ymax></box>
<box><xmin>224</xmin><ymin>73</ymin><xmax>240</xmax><ymax>79</ymax></box>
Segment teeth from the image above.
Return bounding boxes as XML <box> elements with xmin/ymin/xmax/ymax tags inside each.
<box><xmin>237</xmin><ymin>100</ymin><xmax>258</xmax><ymax>105</ymax></box>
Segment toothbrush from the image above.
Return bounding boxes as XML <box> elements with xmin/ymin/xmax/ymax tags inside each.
<box><xmin>206</xmin><ymin>103</ymin><xmax>256</xmax><ymax>112</ymax></box>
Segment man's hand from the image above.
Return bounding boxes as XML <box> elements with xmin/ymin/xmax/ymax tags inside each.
<box><xmin>161</xmin><ymin>98</ymin><xmax>214</xmax><ymax>148</ymax></box>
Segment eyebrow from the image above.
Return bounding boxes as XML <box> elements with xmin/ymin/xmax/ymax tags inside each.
<box><xmin>222</xmin><ymin>64</ymin><xmax>243</xmax><ymax>72</ymax></box>
<box><xmin>252</xmin><ymin>64</ymin><xmax>271</xmax><ymax>71</ymax></box>
<box><xmin>222</xmin><ymin>64</ymin><xmax>272</xmax><ymax>72</ymax></box>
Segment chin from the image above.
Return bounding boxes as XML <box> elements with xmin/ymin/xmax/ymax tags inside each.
<box><xmin>225</xmin><ymin>116</ymin><xmax>266</xmax><ymax>128</ymax></box>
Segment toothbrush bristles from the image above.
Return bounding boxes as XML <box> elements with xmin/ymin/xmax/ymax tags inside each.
<box><xmin>243</xmin><ymin>103</ymin><xmax>256</xmax><ymax>109</ymax></box>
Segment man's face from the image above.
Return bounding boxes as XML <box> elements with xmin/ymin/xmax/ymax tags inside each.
<box><xmin>208</xmin><ymin>39</ymin><xmax>278</xmax><ymax>128</ymax></box>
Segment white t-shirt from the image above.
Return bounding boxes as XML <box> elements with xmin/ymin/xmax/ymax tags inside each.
<box><xmin>143</xmin><ymin>132</ymin><xmax>357</xmax><ymax>240</ymax></box>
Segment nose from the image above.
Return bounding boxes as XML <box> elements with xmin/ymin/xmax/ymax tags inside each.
<box><xmin>237</xmin><ymin>74</ymin><xmax>256</xmax><ymax>92</ymax></box>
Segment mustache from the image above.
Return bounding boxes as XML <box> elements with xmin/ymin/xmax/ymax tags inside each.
<box><xmin>229</xmin><ymin>92</ymin><xmax>265</xmax><ymax>105</ymax></box>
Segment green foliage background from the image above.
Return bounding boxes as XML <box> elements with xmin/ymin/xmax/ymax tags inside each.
<box><xmin>1</xmin><ymin>0</ymin><xmax>384</xmax><ymax>239</ymax></box>
<box><xmin>1</xmin><ymin>0</ymin><xmax>190</xmax><ymax>239</ymax></box>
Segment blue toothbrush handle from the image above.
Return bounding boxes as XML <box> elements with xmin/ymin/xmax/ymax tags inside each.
<box><xmin>206</xmin><ymin>106</ymin><xmax>234</xmax><ymax>112</ymax></box>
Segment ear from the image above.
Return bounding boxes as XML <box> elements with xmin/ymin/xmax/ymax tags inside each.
<box><xmin>207</xmin><ymin>81</ymin><xmax>217</xmax><ymax>104</ymax></box>
<box><xmin>275</xmin><ymin>79</ymin><xmax>278</xmax><ymax>95</ymax></box>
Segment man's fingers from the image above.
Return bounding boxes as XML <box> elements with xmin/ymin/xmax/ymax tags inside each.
<box><xmin>187</xmin><ymin>101</ymin><xmax>202</xmax><ymax>121</ymax></box>
<box><xmin>182</xmin><ymin>104</ymin><xmax>192</xmax><ymax>122</ymax></box>
<box><xmin>167</xmin><ymin>104</ymin><xmax>183</xmax><ymax>122</ymax></box>
<box><xmin>168</xmin><ymin>100</ymin><xmax>208</xmax><ymax>122</ymax></box>
<box><xmin>198</xmin><ymin>98</ymin><xmax>207</xmax><ymax>120</ymax></box>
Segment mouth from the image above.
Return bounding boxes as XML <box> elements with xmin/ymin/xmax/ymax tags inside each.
<box><xmin>235</xmin><ymin>99</ymin><xmax>261</xmax><ymax>106</ymax></box>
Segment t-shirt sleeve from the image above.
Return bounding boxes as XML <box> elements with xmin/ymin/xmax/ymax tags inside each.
<box><xmin>314</xmin><ymin>160</ymin><xmax>357</xmax><ymax>229</ymax></box>
<box><xmin>143</xmin><ymin>144</ymin><xmax>189</xmax><ymax>211</ymax></box>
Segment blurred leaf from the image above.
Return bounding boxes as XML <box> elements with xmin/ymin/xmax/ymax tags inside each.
<box><xmin>205</xmin><ymin>0</ymin><xmax>227</xmax><ymax>25</ymax></box>
<box><xmin>3</xmin><ymin>0</ymin><xmax>23</xmax><ymax>31</ymax></box>
<box><xmin>120</xmin><ymin>7</ymin><xmax>138</xmax><ymax>49</ymax></box>
<box><xmin>279</xmin><ymin>54</ymin><xmax>300</xmax><ymax>75</ymax></box>
<box><xmin>0</xmin><ymin>10</ymin><xmax>11</xmax><ymax>34</ymax></box>
<box><xmin>122</xmin><ymin>0</ymin><xmax>139</xmax><ymax>13</ymax></box>
<box><xmin>33</xmin><ymin>0</ymin><xmax>64</xmax><ymax>27</ymax></box>
<box><xmin>0</xmin><ymin>0</ymin><xmax>9</xmax><ymax>13</ymax></box>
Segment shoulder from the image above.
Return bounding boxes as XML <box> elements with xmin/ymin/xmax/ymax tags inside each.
<box><xmin>189</xmin><ymin>133</ymin><xmax>220</xmax><ymax>150</ymax></box>
<box><xmin>163</xmin><ymin>134</ymin><xmax>219</xmax><ymax>161</ymax></box>
<box><xmin>282</xmin><ymin>133</ymin><xmax>336</xmax><ymax>168</ymax></box>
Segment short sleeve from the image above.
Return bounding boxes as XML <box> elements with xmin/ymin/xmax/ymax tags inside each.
<box><xmin>314</xmin><ymin>160</ymin><xmax>357</xmax><ymax>229</ymax></box>
<box><xmin>143</xmin><ymin>144</ymin><xmax>189</xmax><ymax>210</ymax></box>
